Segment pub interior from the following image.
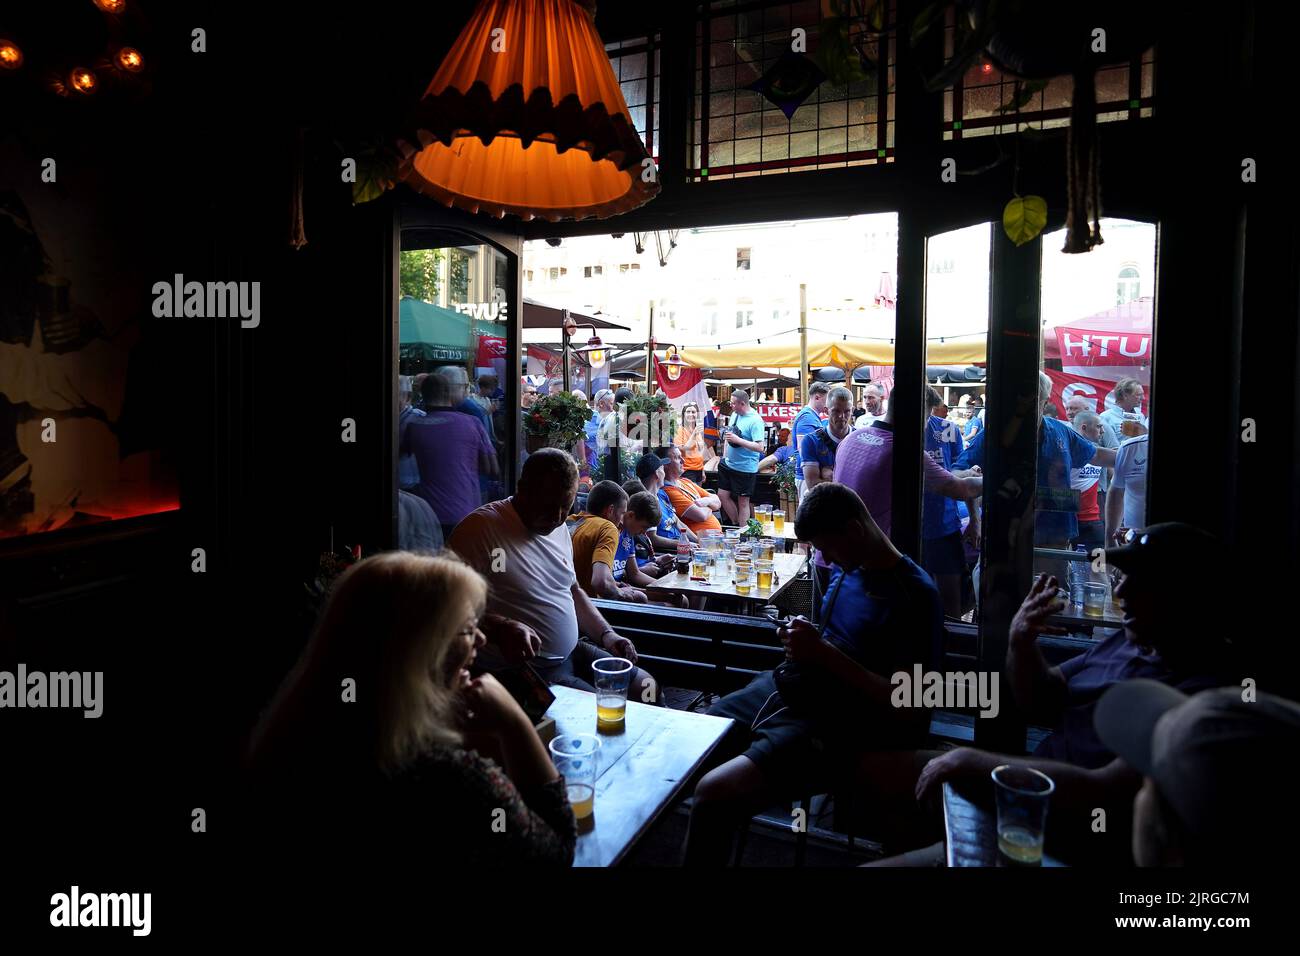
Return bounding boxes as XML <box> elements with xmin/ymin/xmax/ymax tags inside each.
<box><xmin>2</xmin><ymin>0</ymin><xmax>1297</xmax><ymax>934</ymax></box>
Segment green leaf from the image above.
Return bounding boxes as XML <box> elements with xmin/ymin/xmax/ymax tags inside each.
<box><xmin>1003</xmin><ymin>195</ymin><xmax>1048</xmax><ymax>246</ymax></box>
<box><xmin>351</xmin><ymin>150</ymin><xmax>397</xmax><ymax>205</ymax></box>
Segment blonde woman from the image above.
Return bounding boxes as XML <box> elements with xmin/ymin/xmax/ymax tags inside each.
<box><xmin>674</xmin><ymin>402</ymin><xmax>710</xmax><ymax>482</ymax></box>
<box><xmin>246</xmin><ymin>552</ymin><xmax>576</xmax><ymax>865</ymax></box>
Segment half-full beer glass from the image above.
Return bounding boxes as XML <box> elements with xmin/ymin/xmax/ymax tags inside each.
<box><xmin>550</xmin><ymin>734</ymin><xmax>600</xmax><ymax>833</ymax></box>
<box><xmin>592</xmin><ymin>657</ymin><xmax>634</xmax><ymax>733</ymax></box>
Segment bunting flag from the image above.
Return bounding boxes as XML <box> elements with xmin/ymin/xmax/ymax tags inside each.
<box><xmin>653</xmin><ymin>354</ymin><xmax>710</xmax><ymax>413</ymax></box>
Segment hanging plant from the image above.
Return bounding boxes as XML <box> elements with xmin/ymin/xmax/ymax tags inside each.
<box><xmin>524</xmin><ymin>390</ymin><xmax>591</xmax><ymax>448</ymax></box>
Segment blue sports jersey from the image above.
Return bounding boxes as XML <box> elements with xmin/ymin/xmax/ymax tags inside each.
<box><xmin>955</xmin><ymin>416</ymin><xmax>1097</xmax><ymax>543</ymax></box>
<box><xmin>923</xmin><ymin>415</ymin><xmax>962</xmax><ymax>539</ymax></box>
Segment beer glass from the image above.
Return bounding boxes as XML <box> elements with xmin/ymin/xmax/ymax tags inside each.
<box><xmin>1120</xmin><ymin>412</ymin><xmax>1141</xmax><ymax>438</ymax></box>
<box><xmin>992</xmin><ymin>765</ymin><xmax>1055</xmax><ymax>866</ymax></box>
<box><xmin>592</xmin><ymin>657</ymin><xmax>634</xmax><ymax>733</ymax></box>
<box><xmin>755</xmin><ymin>559</ymin><xmax>774</xmax><ymax>592</ymax></box>
<box><xmin>690</xmin><ymin>548</ymin><xmax>708</xmax><ymax>581</ymax></box>
<box><xmin>1083</xmin><ymin>582</ymin><xmax>1108</xmax><ymax>619</ymax></box>
<box><xmin>550</xmin><ymin>734</ymin><xmax>600</xmax><ymax>833</ymax></box>
<box><xmin>760</xmin><ymin>538</ymin><xmax>776</xmax><ymax>561</ymax></box>
<box><xmin>734</xmin><ymin>560</ymin><xmax>753</xmax><ymax>595</ymax></box>
<box><xmin>773</xmin><ymin>510</ymin><xmax>785</xmax><ymax>533</ymax></box>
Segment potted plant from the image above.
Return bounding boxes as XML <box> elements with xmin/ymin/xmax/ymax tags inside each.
<box><xmin>523</xmin><ymin>390</ymin><xmax>591</xmax><ymax>459</ymax></box>
<box><xmin>775</xmin><ymin>458</ymin><xmax>799</xmax><ymax>520</ymax></box>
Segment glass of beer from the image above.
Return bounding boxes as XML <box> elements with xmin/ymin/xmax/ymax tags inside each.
<box><xmin>991</xmin><ymin>765</ymin><xmax>1055</xmax><ymax>866</ymax></box>
<box><xmin>755</xmin><ymin>559</ymin><xmax>774</xmax><ymax>592</ymax></box>
<box><xmin>592</xmin><ymin>657</ymin><xmax>634</xmax><ymax>733</ymax></box>
<box><xmin>773</xmin><ymin>510</ymin><xmax>785</xmax><ymax>533</ymax></box>
<box><xmin>690</xmin><ymin>548</ymin><xmax>708</xmax><ymax>581</ymax></box>
<box><xmin>1120</xmin><ymin>412</ymin><xmax>1141</xmax><ymax>438</ymax></box>
<box><xmin>549</xmin><ymin>734</ymin><xmax>601</xmax><ymax>833</ymax></box>
<box><xmin>760</xmin><ymin>538</ymin><xmax>776</xmax><ymax>561</ymax></box>
<box><xmin>734</xmin><ymin>560</ymin><xmax>753</xmax><ymax>595</ymax></box>
<box><xmin>1083</xmin><ymin>582</ymin><xmax>1108</xmax><ymax>619</ymax></box>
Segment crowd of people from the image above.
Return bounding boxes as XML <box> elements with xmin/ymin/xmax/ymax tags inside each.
<box><xmin>238</xmin><ymin>364</ymin><xmax>1281</xmax><ymax>870</ymax></box>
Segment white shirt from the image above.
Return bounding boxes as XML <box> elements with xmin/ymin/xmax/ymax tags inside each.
<box><xmin>448</xmin><ymin>498</ymin><xmax>581</xmax><ymax>657</ymax></box>
<box><xmin>1112</xmin><ymin>435</ymin><xmax>1148</xmax><ymax>530</ymax></box>
<box><xmin>854</xmin><ymin>412</ymin><xmax>878</xmax><ymax>430</ymax></box>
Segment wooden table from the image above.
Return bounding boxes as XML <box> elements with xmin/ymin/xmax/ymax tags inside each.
<box><xmin>942</xmin><ymin>779</ymin><xmax>1066</xmax><ymax>867</ymax></box>
<box><xmin>545</xmin><ymin>686</ymin><xmax>734</xmax><ymax>867</ymax></box>
<box><xmin>651</xmin><ymin>550</ymin><xmax>806</xmax><ymax>606</ymax></box>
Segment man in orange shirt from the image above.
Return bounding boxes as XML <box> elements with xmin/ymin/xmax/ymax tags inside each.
<box><xmin>662</xmin><ymin>444</ymin><xmax>723</xmax><ymax>535</ymax></box>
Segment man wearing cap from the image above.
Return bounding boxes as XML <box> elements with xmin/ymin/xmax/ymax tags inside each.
<box><xmin>1096</xmin><ymin>680</ymin><xmax>1300</xmax><ymax>866</ymax></box>
<box><xmin>906</xmin><ymin>523</ymin><xmax>1241</xmax><ymax>863</ymax></box>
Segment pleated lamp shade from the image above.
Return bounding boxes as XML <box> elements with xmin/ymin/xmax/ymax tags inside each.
<box><xmin>397</xmin><ymin>0</ymin><xmax>660</xmax><ymax>221</ymax></box>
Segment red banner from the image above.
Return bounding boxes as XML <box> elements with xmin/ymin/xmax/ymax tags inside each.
<box><xmin>1054</xmin><ymin>327</ymin><xmax>1151</xmax><ymax>368</ymax></box>
<box><xmin>476</xmin><ymin>335</ymin><xmax>507</xmax><ymax>366</ymax></box>
<box><xmin>1043</xmin><ymin>368</ymin><xmax>1151</xmax><ymax>418</ymax></box>
<box><xmin>755</xmin><ymin>403</ymin><xmax>805</xmax><ymax>424</ymax></box>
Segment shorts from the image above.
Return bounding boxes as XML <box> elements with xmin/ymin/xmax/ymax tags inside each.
<box><xmin>708</xmin><ymin>671</ymin><xmax>838</xmax><ymax>789</ymax></box>
<box><xmin>683</xmin><ymin>468</ymin><xmax>705</xmax><ymax>484</ymax></box>
<box><xmin>530</xmin><ymin>639</ymin><xmax>641</xmax><ymax>695</ymax></box>
<box><xmin>716</xmin><ymin>461</ymin><xmax>757</xmax><ymax>498</ymax></box>
<box><xmin>921</xmin><ymin>531</ymin><xmax>966</xmax><ymax>576</ymax></box>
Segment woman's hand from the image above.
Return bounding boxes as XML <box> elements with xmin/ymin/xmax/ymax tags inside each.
<box><xmin>460</xmin><ymin>674</ymin><xmax>530</xmax><ymax>735</ymax></box>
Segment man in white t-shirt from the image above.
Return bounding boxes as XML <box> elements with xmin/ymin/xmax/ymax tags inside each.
<box><xmin>1105</xmin><ymin>434</ymin><xmax>1148</xmax><ymax>543</ymax></box>
<box><xmin>1100</xmin><ymin>378</ymin><xmax>1148</xmax><ymax>440</ymax></box>
<box><xmin>854</xmin><ymin>383</ymin><xmax>885</xmax><ymax>430</ymax></box>
<box><xmin>449</xmin><ymin>448</ymin><xmax>658</xmax><ymax>700</ymax></box>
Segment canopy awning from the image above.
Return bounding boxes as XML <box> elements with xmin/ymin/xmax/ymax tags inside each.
<box><xmin>399</xmin><ymin>296</ymin><xmax>498</xmax><ymax>362</ymax></box>
<box><xmin>676</xmin><ymin>336</ymin><xmax>987</xmax><ymax>369</ymax></box>
<box><xmin>523</xmin><ymin>298</ymin><xmax>630</xmax><ymax>331</ymax></box>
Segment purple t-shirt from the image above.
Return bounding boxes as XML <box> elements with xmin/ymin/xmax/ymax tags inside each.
<box><xmin>833</xmin><ymin>422</ymin><xmax>960</xmax><ymax>540</ymax></box>
<box><xmin>405</xmin><ymin>408</ymin><xmax>494</xmax><ymax>529</ymax></box>
<box><xmin>835</xmin><ymin>424</ymin><xmax>896</xmax><ymax>535</ymax></box>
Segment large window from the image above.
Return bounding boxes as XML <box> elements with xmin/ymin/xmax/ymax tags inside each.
<box><xmin>397</xmin><ymin>236</ymin><xmax>512</xmax><ymax>549</ymax></box>
<box><xmin>923</xmin><ymin>223</ymin><xmax>992</xmax><ymax>622</ymax></box>
<box><xmin>1034</xmin><ymin>219</ymin><xmax>1155</xmax><ymax>631</ymax></box>
<box><xmin>691</xmin><ymin>0</ymin><xmax>896</xmax><ymax>180</ymax></box>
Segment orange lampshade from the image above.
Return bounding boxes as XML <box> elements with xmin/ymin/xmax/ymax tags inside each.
<box><xmin>398</xmin><ymin>0</ymin><xmax>660</xmax><ymax>221</ymax></box>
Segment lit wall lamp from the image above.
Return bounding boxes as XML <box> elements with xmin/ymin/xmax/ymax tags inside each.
<box><xmin>0</xmin><ymin>39</ymin><xmax>22</xmax><ymax>70</ymax></box>
<box><xmin>114</xmin><ymin>47</ymin><xmax>144</xmax><ymax>73</ymax></box>
<box><xmin>660</xmin><ymin>344</ymin><xmax>686</xmax><ymax>382</ymax></box>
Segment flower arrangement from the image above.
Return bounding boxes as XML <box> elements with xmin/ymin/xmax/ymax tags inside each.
<box><xmin>523</xmin><ymin>390</ymin><xmax>592</xmax><ymax>449</ymax></box>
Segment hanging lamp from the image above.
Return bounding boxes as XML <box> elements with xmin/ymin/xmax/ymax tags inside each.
<box><xmin>397</xmin><ymin>0</ymin><xmax>660</xmax><ymax>221</ymax></box>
